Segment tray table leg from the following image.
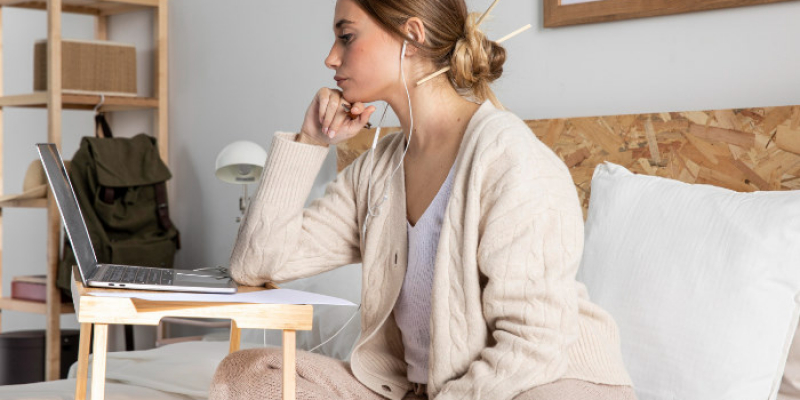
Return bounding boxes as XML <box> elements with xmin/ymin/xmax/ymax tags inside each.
<box><xmin>74</xmin><ymin>323</ymin><xmax>92</xmax><ymax>400</ymax></box>
<box><xmin>229</xmin><ymin>320</ymin><xmax>241</xmax><ymax>353</ymax></box>
<box><xmin>90</xmin><ymin>323</ymin><xmax>109</xmax><ymax>400</ymax></box>
<box><xmin>282</xmin><ymin>329</ymin><xmax>296</xmax><ymax>400</ymax></box>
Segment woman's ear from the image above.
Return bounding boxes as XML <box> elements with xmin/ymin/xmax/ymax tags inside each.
<box><xmin>403</xmin><ymin>17</ymin><xmax>425</xmax><ymax>55</ymax></box>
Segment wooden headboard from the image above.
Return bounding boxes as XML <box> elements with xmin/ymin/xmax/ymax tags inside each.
<box><xmin>337</xmin><ymin>105</ymin><xmax>800</xmax><ymax>218</ymax></box>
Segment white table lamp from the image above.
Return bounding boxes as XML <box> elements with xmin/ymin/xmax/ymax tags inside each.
<box><xmin>215</xmin><ymin>140</ymin><xmax>267</xmax><ymax>222</ymax></box>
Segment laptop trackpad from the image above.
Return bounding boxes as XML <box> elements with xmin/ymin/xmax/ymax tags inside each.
<box><xmin>174</xmin><ymin>272</ymin><xmax>235</xmax><ymax>289</ymax></box>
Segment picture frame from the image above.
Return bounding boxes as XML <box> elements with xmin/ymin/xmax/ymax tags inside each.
<box><xmin>543</xmin><ymin>0</ymin><xmax>798</xmax><ymax>28</ymax></box>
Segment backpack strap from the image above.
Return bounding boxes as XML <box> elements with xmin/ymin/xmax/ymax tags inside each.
<box><xmin>95</xmin><ymin>113</ymin><xmax>114</xmax><ymax>138</ymax></box>
<box><xmin>154</xmin><ymin>182</ymin><xmax>181</xmax><ymax>249</ymax></box>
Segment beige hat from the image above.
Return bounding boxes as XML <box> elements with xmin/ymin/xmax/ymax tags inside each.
<box><xmin>0</xmin><ymin>160</ymin><xmax>65</xmax><ymax>204</ymax></box>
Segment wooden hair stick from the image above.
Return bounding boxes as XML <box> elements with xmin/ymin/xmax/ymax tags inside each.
<box><xmin>416</xmin><ymin>23</ymin><xmax>532</xmax><ymax>86</ymax></box>
<box><xmin>476</xmin><ymin>0</ymin><xmax>501</xmax><ymax>26</ymax></box>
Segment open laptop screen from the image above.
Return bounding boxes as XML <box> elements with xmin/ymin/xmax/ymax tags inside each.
<box><xmin>36</xmin><ymin>143</ymin><xmax>99</xmax><ymax>284</ymax></box>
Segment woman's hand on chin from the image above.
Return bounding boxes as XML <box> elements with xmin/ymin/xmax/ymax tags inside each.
<box><xmin>298</xmin><ymin>87</ymin><xmax>376</xmax><ymax>147</ymax></box>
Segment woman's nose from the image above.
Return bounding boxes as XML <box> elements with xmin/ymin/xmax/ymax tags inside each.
<box><xmin>325</xmin><ymin>44</ymin><xmax>340</xmax><ymax>70</ymax></box>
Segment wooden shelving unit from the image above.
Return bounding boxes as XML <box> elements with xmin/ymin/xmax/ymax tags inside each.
<box><xmin>0</xmin><ymin>0</ymin><xmax>157</xmax><ymax>16</ymax></box>
<box><xmin>0</xmin><ymin>0</ymin><xmax>168</xmax><ymax>381</ymax></box>
<box><xmin>0</xmin><ymin>297</ymin><xmax>75</xmax><ymax>314</ymax></box>
<box><xmin>0</xmin><ymin>92</ymin><xmax>159</xmax><ymax>111</ymax></box>
<box><xmin>0</xmin><ymin>198</ymin><xmax>48</xmax><ymax>208</ymax></box>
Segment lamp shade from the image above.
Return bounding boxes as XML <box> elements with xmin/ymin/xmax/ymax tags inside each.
<box><xmin>214</xmin><ymin>141</ymin><xmax>267</xmax><ymax>184</ymax></box>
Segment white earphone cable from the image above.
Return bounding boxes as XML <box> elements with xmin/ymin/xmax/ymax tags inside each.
<box><xmin>261</xmin><ymin>304</ymin><xmax>362</xmax><ymax>353</ymax></box>
<box><xmin>363</xmin><ymin>39</ymin><xmax>414</xmax><ymax>237</ymax></box>
<box><xmin>306</xmin><ymin>304</ymin><xmax>362</xmax><ymax>353</ymax></box>
<box><xmin>364</xmin><ymin>104</ymin><xmax>389</xmax><ymax>238</ymax></box>
<box><xmin>301</xmin><ymin>39</ymin><xmax>415</xmax><ymax>355</ymax></box>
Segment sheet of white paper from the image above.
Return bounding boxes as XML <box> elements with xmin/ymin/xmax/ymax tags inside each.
<box><xmin>88</xmin><ymin>288</ymin><xmax>356</xmax><ymax>306</ymax></box>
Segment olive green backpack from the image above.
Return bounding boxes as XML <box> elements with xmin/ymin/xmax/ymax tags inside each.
<box><xmin>58</xmin><ymin>115</ymin><xmax>180</xmax><ymax>297</ymax></box>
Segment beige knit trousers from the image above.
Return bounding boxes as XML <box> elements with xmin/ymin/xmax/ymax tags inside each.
<box><xmin>209</xmin><ymin>348</ymin><xmax>637</xmax><ymax>400</ymax></box>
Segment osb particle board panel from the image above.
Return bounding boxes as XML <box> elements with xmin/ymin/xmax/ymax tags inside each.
<box><xmin>336</xmin><ymin>127</ymin><xmax>402</xmax><ymax>172</ymax></box>
<box><xmin>337</xmin><ymin>105</ymin><xmax>800</xmax><ymax>218</ymax></box>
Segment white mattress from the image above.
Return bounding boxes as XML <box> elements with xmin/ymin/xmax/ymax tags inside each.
<box><xmin>0</xmin><ymin>340</ymin><xmax>254</xmax><ymax>400</ymax></box>
<box><xmin>0</xmin><ymin>380</ymin><xmax>194</xmax><ymax>400</ymax></box>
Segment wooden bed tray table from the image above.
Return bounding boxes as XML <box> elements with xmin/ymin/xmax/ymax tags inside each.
<box><xmin>71</xmin><ymin>274</ymin><xmax>312</xmax><ymax>400</ymax></box>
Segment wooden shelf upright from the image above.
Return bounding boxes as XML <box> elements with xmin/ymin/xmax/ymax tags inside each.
<box><xmin>0</xmin><ymin>0</ymin><xmax>169</xmax><ymax>381</ymax></box>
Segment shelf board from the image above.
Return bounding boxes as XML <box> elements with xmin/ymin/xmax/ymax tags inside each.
<box><xmin>0</xmin><ymin>297</ymin><xmax>75</xmax><ymax>314</ymax></box>
<box><xmin>0</xmin><ymin>92</ymin><xmax>158</xmax><ymax>111</ymax></box>
<box><xmin>0</xmin><ymin>0</ymin><xmax>158</xmax><ymax>16</ymax></box>
<box><xmin>0</xmin><ymin>197</ymin><xmax>48</xmax><ymax>209</ymax></box>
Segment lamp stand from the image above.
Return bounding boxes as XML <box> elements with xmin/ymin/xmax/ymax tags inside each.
<box><xmin>237</xmin><ymin>184</ymin><xmax>250</xmax><ymax>223</ymax></box>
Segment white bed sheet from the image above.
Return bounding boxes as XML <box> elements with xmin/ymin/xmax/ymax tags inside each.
<box><xmin>0</xmin><ymin>380</ymin><xmax>193</xmax><ymax>400</ymax></box>
<box><xmin>0</xmin><ymin>340</ymin><xmax>262</xmax><ymax>400</ymax></box>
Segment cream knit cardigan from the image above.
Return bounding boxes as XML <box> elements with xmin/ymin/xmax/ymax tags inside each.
<box><xmin>229</xmin><ymin>101</ymin><xmax>633</xmax><ymax>400</ymax></box>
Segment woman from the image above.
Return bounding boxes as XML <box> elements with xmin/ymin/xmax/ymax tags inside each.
<box><xmin>210</xmin><ymin>0</ymin><xmax>636</xmax><ymax>399</ymax></box>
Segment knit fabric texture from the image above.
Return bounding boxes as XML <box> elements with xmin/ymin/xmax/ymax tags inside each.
<box><xmin>208</xmin><ymin>348</ymin><xmax>635</xmax><ymax>400</ymax></box>
<box><xmin>395</xmin><ymin>162</ymin><xmax>457</xmax><ymax>384</ymax></box>
<box><xmin>513</xmin><ymin>378</ymin><xmax>637</xmax><ymax>400</ymax></box>
<box><xmin>229</xmin><ymin>101</ymin><xmax>633</xmax><ymax>400</ymax></box>
<box><xmin>209</xmin><ymin>347</ymin><xmax>385</xmax><ymax>400</ymax></box>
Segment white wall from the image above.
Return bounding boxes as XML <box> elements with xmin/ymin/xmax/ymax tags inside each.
<box><xmin>2</xmin><ymin>0</ymin><xmax>799</xmax><ymax>347</ymax></box>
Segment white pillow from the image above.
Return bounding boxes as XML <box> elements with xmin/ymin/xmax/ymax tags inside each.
<box><xmin>576</xmin><ymin>162</ymin><xmax>800</xmax><ymax>400</ymax></box>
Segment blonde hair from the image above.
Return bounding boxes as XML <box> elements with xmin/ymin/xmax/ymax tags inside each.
<box><xmin>352</xmin><ymin>0</ymin><xmax>506</xmax><ymax>108</ymax></box>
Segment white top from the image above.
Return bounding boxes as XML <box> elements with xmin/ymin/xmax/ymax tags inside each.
<box><xmin>394</xmin><ymin>163</ymin><xmax>457</xmax><ymax>384</ymax></box>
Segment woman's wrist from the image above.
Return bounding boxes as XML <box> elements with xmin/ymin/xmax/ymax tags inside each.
<box><xmin>296</xmin><ymin>132</ymin><xmax>330</xmax><ymax>147</ymax></box>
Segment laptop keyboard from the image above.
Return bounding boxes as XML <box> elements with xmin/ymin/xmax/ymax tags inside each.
<box><xmin>101</xmin><ymin>265</ymin><xmax>174</xmax><ymax>286</ymax></box>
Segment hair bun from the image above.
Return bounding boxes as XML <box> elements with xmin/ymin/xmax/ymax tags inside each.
<box><xmin>449</xmin><ymin>12</ymin><xmax>506</xmax><ymax>102</ymax></box>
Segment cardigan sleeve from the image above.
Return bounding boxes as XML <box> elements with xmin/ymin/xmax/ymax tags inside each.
<box><xmin>435</xmin><ymin>131</ymin><xmax>584</xmax><ymax>400</ymax></box>
<box><xmin>229</xmin><ymin>132</ymin><xmax>363</xmax><ymax>286</ymax></box>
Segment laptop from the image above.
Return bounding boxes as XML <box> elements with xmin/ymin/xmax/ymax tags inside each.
<box><xmin>37</xmin><ymin>143</ymin><xmax>237</xmax><ymax>294</ymax></box>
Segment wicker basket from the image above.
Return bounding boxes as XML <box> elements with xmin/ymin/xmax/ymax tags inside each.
<box><xmin>34</xmin><ymin>39</ymin><xmax>137</xmax><ymax>96</ymax></box>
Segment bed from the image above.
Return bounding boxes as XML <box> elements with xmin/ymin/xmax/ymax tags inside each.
<box><xmin>2</xmin><ymin>104</ymin><xmax>798</xmax><ymax>400</ymax></box>
<box><xmin>0</xmin><ymin>340</ymin><xmax>231</xmax><ymax>400</ymax></box>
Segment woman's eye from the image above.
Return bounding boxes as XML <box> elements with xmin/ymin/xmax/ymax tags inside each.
<box><xmin>338</xmin><ymin>34</ymin><xmax>353</xmax><ymax>44</ymax></box>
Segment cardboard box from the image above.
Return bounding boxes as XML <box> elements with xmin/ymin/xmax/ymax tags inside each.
<box><xmin>34</xmin><ymin>39</ymin><xmax>137</xmax><ymax>96</ymax></box>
